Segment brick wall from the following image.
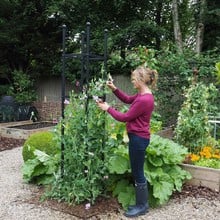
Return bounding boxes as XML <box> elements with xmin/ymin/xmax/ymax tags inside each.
<box><xmin>33</xmin><ymin>101</ymin><xmax>61</xmax><ymax>121</ymax></box>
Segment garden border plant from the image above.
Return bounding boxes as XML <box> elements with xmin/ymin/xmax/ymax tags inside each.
<box><xmin>43</xmin><ymin>72</ymin><xmax>191</xmax><ymax>209</ymax></box>
<box><xmin>21</xmin><ymin>47</ymin><xmax>195</xmax><ymax>210</ymax></box>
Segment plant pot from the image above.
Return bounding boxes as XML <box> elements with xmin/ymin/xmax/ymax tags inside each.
<box><xmin>180</xmin><ymin>163</ymin><xmax>220</xmax><ymax>192</ymax></box>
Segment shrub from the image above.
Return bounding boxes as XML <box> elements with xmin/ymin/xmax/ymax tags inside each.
<box><xmin>22</xmin><ymin>130</ymin><xmax>60</xmax><ymax>185</ymax></box>
<box><xmin>8</xmin><ymin>70</ymin><xmax>37</xmax><ymax>104</ymax></box>
<box><xmin>22</xmin><ymin>131</ymin><xmax>59</xmax><ymax>162</ymax></box>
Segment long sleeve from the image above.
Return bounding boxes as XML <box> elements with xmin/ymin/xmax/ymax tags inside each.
<box><xmin>107</xmin><ymin>99</ymin><xmax>145</xmax><ymax>122</ymax></box>
<box><xmin>113</xmin><ymin>88</ymin><xmax>137</xmax><ymax>104</ymax></box>
<box><xmin>107</xmin><ymin>93</ymin><xmax>154</xmax><ymax>139</ymax></box>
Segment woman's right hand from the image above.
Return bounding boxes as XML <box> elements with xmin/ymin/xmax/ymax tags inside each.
<box><xmin>106</xmin><ymin>80</ymin><xmax>117</xmax><ymax>91</ymax></box>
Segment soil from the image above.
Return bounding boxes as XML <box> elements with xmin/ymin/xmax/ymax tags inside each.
<box><xmin>22</xmin><ymin>184</ymin><xmax>219</xmax><ymax>219</ymax></box>
<box><xmin>0</xmin><ymin>136</ymin><xmax>219</xmax><ymax>219</ymax></box>
<box><xmin>25</xmin><ymin>187</ymin><xmax>121</xmax><ymax>219</ymax></box>
<box><xmin>0</xmin><ymin>136</ymin><xmax>25</xmax><ymax>152</ymax></box>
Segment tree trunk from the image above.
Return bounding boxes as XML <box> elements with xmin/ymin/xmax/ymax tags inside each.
<box><xmin>155</xmin><ymin>1</ymin><xmax>163</xmax><ymax>50</ymax></box>
<box><xmin>172</xmin><ymin>0</ymin><xmax>183</xmax><ymax>52</ymax></box>
<box><xmin>195</xmin><ymin>0</ymin><xmax>206</xmax><ymax>54</ymax></box>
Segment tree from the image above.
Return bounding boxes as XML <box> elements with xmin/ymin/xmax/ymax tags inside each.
<box><xmin>195</xmin><ymin>0</ymin><xmax>206</xmax><ymax>54</ymax></box>
<box><xmin>172</xmin><ymin>0</ymin><xmax>183</xmax><ymax>52</ymax></box>
<box><xmin>0</xmin><ymin>0</ymin><xmax>61</xmax><ymax>78</ymax></box>
<box><xmin>202</xmin><ymin>0</ymin><xmax>220</xmax><ymax>51</ymax></box>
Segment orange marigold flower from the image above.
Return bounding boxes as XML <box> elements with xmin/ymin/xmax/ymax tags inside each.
<box><xmin>200</xmin><ymin>146</ymin><xmax>213</xmax><ymax>159</ymax></box>
<box><xmin>212</xmin><ymin>154</ymin><xmax>220</xmax><ymax>159</ymax></box>
<box><xmin>190</xmin><ymin>154</ymin><xmax>200</xmax><ymax>162</ymax></box>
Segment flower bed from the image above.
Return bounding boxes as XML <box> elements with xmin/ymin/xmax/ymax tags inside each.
<box><xmin>0</xmin><ymin>120</ymin><xmax>55</xmax><ymax>139</ymax></box>
<box><xmin>180</xmin><ymin>163</ymin><xmax>220</xmax><ymax>192</ymax></box>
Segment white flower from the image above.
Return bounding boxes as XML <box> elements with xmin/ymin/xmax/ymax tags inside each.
<box><xmin>93</xmin><ymin>96</ymin><xmax>99</xmax><ymax>101</ymax></box>
<box><xmin>88</xmin><ymin>152</ymin><xmax>94</xmax><ymax>156</ymax></box>
<box><xmin>108</xmin><ymin>73</ymin><xmax>113</xmax><ymax>82</ymax></box>
<box><xmin>85</xmin><ymin>203</ymin><xmax>91</xmax><ymax>210</ymax></box>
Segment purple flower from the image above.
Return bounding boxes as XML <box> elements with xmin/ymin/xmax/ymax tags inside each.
<box><xmin>75</xmin><ymin>80</ymin><xmax>80</xmax><ymax>87</ymax></box>
<box><xmin>64</xmin><ymin>99</ymin><xmax>70</xmax><ymax>105</ymax></box>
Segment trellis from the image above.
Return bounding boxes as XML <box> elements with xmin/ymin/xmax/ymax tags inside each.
<box><xmin>60</xmin><ymin>22</ymin><xmax>108</xmax><ymax>176</ymax></box>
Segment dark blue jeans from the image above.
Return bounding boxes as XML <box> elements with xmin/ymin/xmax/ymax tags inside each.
<box><xmin>128</xmin><ymin>133</ymin><xmax>149</xmax><ymax>184</ymax></box>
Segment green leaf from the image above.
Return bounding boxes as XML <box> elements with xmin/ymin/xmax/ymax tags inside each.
<box><xmin>36</xmin><ymin>174</ymin><xmax>54</xmax><ymax>185</ymax></box>
<box><xmin>34</xmin><ymin>149</ymin><xmax>50</xmax><ymax>163</ymax></box>
<box><xmin>108</xmin><ymin>155</ymin><xmax>129</xmax><ymax>174</ymax></box>
<box><xmin>22</xmin><ymin>158</ymin><xmax>41</xmax><ymax>182</ymax></box>
<box><xmin>148</xmin><ymin>156</ymin><xmax>163</xmax><ymax>166</ymax></box>
<box><xmin>118</xmin><ymin>185</ymin><xmax>135</xmax><ymax>209</ymax></box>
<box><xmin>112</xmin><ymin>179</ymin><xmax>130</xmax><ymax>197</ymax></box>
<box><xmin>153</xmin><ymin>181</ymin><xmax>174</xmax><ymax>204</ymax></box>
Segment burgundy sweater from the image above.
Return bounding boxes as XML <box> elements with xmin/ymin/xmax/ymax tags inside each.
<box><xmin>107</xmin><ymin>89</ymin><xmax>154</xmax><ymax>139</ymax></box>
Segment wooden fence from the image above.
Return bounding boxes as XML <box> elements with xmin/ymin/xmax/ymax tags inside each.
<box><xmin>34</xmin><ymin>75</ymin><xmax>133</xmax><ymax>120</ymax></box>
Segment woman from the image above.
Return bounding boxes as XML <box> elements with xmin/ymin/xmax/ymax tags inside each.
<box><xmin>97</xmin><ymin>66</ymin><xmax>158</xmax><ymax>218</ymax></box>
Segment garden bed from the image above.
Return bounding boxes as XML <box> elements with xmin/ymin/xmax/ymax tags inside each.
<box><xmin>0</xmin><ymin>120</ymin><xmax>56</xmax><ymax>139</ymax></box>
<box><xmin>180</xmin><ymin>163</ymin><xmax>220</xmax><ymax>192</ymax></box>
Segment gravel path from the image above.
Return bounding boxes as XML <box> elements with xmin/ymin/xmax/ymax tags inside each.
<box><xmin>0</xmin><ymin>147</ymin><xmax>220</xmax><ymax>220</ymax></box>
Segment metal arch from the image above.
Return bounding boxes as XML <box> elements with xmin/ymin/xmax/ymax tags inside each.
<box><xmin>60</xmin><ymin>23</ymin><xmax>108</xmax><ymax>177</ymax></box>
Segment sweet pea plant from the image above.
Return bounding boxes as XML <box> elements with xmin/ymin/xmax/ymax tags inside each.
<box><xmin>47</xmin><ymin>72</ymin><xmax>116</xmax><ymax>204</ymax></box>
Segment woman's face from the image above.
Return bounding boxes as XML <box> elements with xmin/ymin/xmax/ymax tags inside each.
<box><xmin>131</xmin><ymin>71</ymin><xmax>141</xmax><ymax>89</ymax></box>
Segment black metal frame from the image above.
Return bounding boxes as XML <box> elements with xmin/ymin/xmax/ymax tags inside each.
<box><xmin>60</xmin><ymin>22</ymin><xmax>108</xmax><ymax>176</ymax></box>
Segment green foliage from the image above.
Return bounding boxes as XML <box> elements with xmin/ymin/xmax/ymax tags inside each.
<box><xmin>8</xmin><ymin>70</ymin><xmax>37</xmax><ymax>104</ymax></box>
<box><xmin>22</xmin><ymin>149</ymin><xmax>60</xmax><ymax>185</ymax></box>
<box><xmin>0</xmin><ymin>0</ymin><xmax>61</xmax><ymax>77</ymax></box>
<box><xmin>108</xmin><ymin>134</ymin><xmax>191</xmax><ymax>208</ymax></box>
<box><xmin>215</xmin><ymin>62</ymin><xmax>220</xmax><ymax>84</ymax></box>
<box><xmin>22</xmin><ymin>131</ymin><xmax>59</xmax><ymax>162</ymax></box>
<box><xmin>0</xmin><ymin>0</ymin><xmax>219</xmax><ymax>83</ymax></box>
<box><xmin>194</xmin><ymin>158</ymin><xmax>220</xmax><ymax>169</ymax></box>
<box><xmin>156</xmin><ymin>49</ymin><xmax>219</xmax><ymax>126</ymax></box>
<box><xmin>108</xmin><ymin>46</ymin><xmax>158</xmax><ymax>76</ymax></box>
<box><xmin>150</xmin><ymin>112</ymin><xmax>163</xmax><ymax>134</ymax></box>
<box><xmin>203</xmin><ymin>0</ymin><xmax>220</xmax><ymax>51</ymax></box>
<box><xmin>174</xmin><ymin>82</ymin><xmax>218</xmax><ymax>152</ymax></box>
<box><xmin>108</xmin><ymin>47</ymin><xmax>219</xmax><ymax>128</ymax></box>
<box><xmin>47</xmin><ymin>76</ymin><xmax>114</xmax><ymax>204</ymax></box>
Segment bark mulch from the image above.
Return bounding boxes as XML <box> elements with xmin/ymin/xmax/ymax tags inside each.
<box><xmin>0</xmin><ymin>136</ymin><xmax>25</xmax><ymax>152</ymax></box>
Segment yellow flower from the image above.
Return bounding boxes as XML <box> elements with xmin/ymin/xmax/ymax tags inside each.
<box><xmin>190</xmin><ymin>154</ymin><xmax>200</xmax><ymax>162</ymax></box>
<box><xmin>213</xmin><ymin>154</ymin><xmax>220</xmax><ymax>159</ymax></box>
<box><xmin>200</xmin><ymin>146</ymin><xmax>212</xmax><ymax>159</ymax></box>
<box><xmin>199</xmin><ymin>146</ymin><xmax>220</xmax><ymax>160</ymax></box>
